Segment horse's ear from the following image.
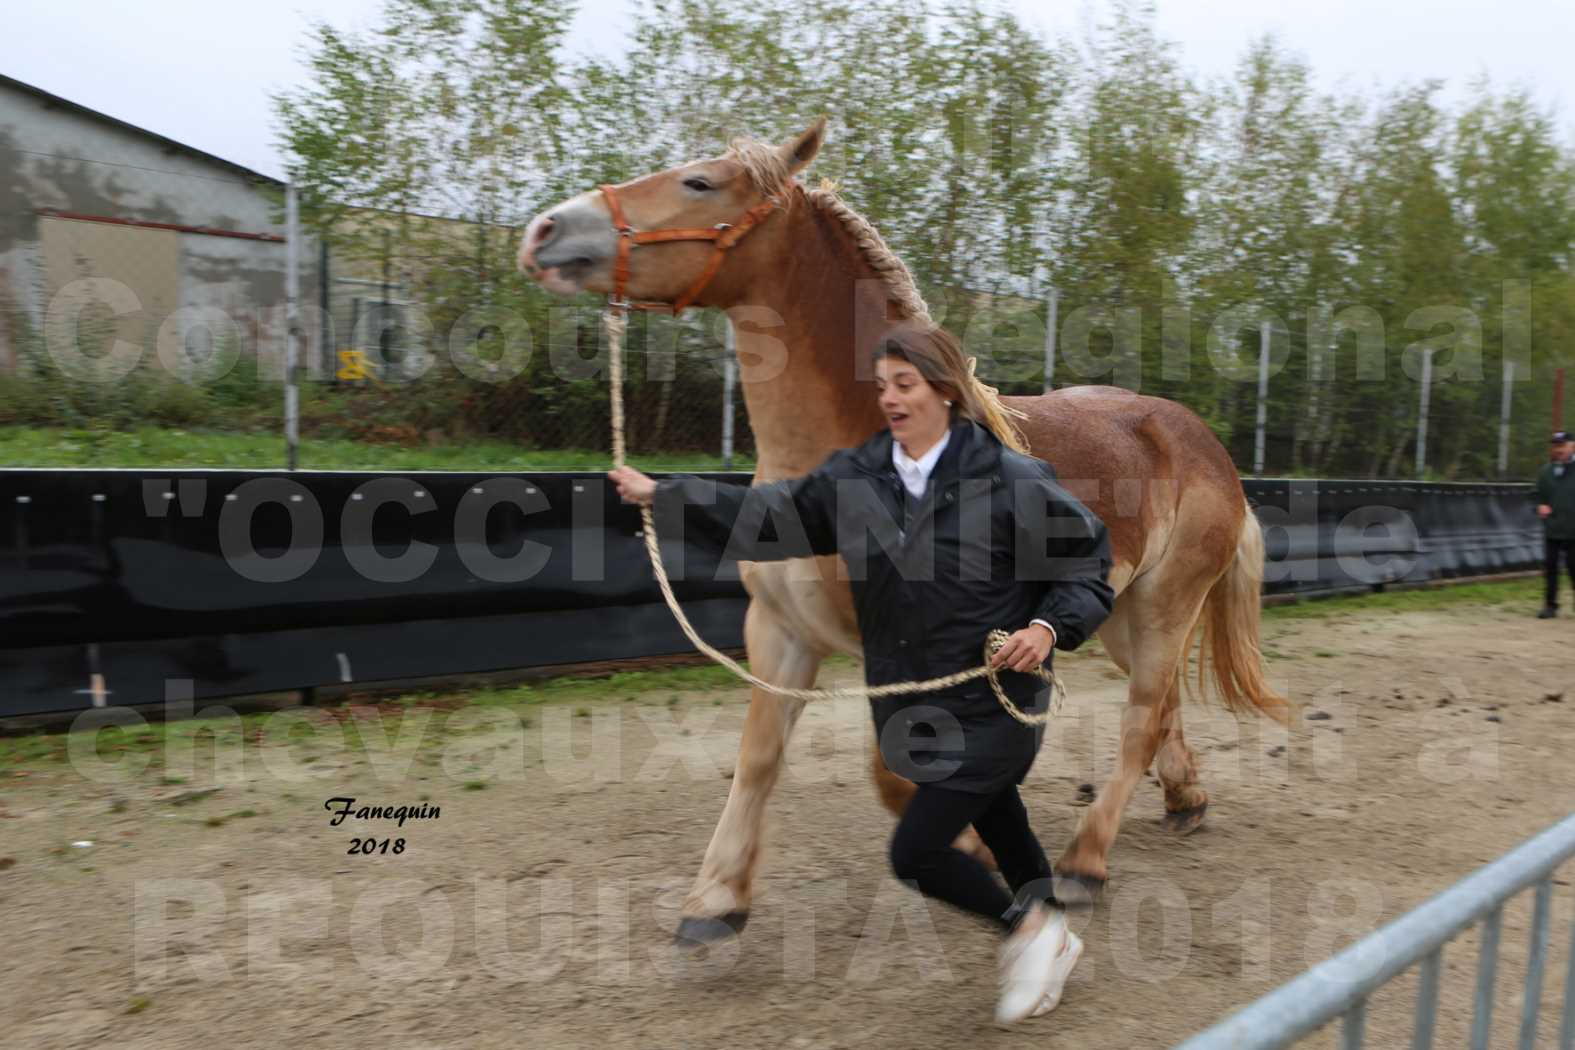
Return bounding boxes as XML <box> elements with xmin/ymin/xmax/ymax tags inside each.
<box><xmin>778</xmin><ymin>117</ymin><xmax>827</xmax><ymax>176</ymax></box>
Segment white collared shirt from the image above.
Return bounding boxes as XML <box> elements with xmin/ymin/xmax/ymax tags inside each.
<box><xmin>889</xmin><ymin>427</ymin><xmax>1058</xmax><ymax>648</ymax></box>
<box><xmin>892</xmin><ymin>429</ymin><xmax>951</xmax><ymax>498</ymax></box>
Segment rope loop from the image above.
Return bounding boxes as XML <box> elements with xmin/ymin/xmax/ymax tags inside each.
<box><xmin>607</xmin><ymin>309</ymin><xmax>1065</xmax><ymax>726</ymax></box>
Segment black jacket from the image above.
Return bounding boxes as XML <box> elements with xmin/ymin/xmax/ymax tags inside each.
<box><xmin>1532</xmin><ymin>460</ymin><xmax>1575</xmax><ymax>540</ymax></box>
<box><xmin>653</xmin><ymin>417</ymin><xmax>1114</xmax><ymax>793</ymax></box>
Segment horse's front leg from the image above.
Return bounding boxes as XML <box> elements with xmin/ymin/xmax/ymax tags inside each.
<box><xmin>675</xmin><ymin>599</ymin><xmax>821</xmax><ymax>945</ymax></box>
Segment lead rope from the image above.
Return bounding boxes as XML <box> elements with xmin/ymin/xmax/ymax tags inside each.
<box><xmin>604</xmin><ymin>308</ymin><xmax>1063</xmax><ymax>725</ymax></box>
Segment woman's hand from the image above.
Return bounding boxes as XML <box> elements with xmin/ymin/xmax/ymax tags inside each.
<box><xmin>608</xmin><ymin>465</ymin><xmax>657</xmax><ymax>506</ymax></box>
<box><xmin>990</xmin><ymin>623</ymin><xmax>1055</xmax><ymax>673</ymax></box>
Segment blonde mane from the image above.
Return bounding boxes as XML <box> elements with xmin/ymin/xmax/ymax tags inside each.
<box><xmin>725</xmin><ymin>136</ymin><xmax>1029</xmax><ymax>452</ymax></box>
<box><xmin>727</xmin><ymin>138</ymin><xmax>932</xmax><ymax>324</ymax></box>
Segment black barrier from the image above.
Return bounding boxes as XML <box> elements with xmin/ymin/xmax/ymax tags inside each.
<box><xmin>0</xmin><ymin>470</ymin><xmax>1546</xmax><ymax>717</ymax></box>
<box><xmin>1242</xmin><ymin>479</ymin><xmax>1543</xmax><ymax>595</ymax></box>
<box><xmin>0</xmin><ymin>469</ymin><xmax>749</xmax><ymax>717</ymax></box>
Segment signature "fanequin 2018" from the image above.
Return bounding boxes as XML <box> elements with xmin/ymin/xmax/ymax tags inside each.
<box><xmin>324</xmin><ymin>796</ymin><xmax>441</xmax><ymax>856</ymax></box>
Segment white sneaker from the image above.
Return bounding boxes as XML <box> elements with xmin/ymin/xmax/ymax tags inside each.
<box><xmin>1029</xmin><ymin>926</ymin><xmax>1083</xmax><ymax>1016</ymax></box>
<box><xmin>994</xmin><ymin>906</ymin><xmax>1073</xmax><ymax>1025</ymax></box>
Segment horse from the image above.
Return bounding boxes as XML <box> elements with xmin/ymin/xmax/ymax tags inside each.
<box><xmin>518</xmin><ymin>118</ymin><xmax>1288</xmax><ymax>944</ymax></box>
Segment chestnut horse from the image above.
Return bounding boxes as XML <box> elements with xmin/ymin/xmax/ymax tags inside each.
<box><xmin>519</xmin><ymin>119</ymin><xmax>1287</xmax><ymax>943</ymax></box>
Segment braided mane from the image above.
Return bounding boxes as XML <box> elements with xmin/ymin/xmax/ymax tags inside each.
<box><xmin>724</xmin><ymin>135</ymin><xmax>1029</xmax><ymax>452</ymax></box>
<box><xmin>727</xmin><ymin>138</ymin><xmax>932</xmax><ymax>324</ymax></box>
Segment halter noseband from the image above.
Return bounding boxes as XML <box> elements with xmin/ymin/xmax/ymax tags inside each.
<box><xmin>597</xmin><ymin>183</ymin><xmax>780</xmax><ymax>314</ymax></box>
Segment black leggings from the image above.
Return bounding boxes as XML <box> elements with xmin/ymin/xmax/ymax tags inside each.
<box><xmin>889</xmin><ymin>782</ymin><xmax>1055</xmax><ymax>933</ymax></box>
<box><xmin>1546</xmin><ymin>537</ymin><xmax>1575</xmax><ymax>608</ymax></box>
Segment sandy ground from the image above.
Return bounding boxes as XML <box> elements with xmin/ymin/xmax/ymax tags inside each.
<box><xmin>3</xmin><ymin>592</ymin><xmax>1574</xmax><ymax>1050</ymax></box>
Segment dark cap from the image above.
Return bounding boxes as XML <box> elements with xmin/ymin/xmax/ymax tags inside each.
<box><xmin>1553</xmin><ymin>431</ymin><xmax>1574</xmax><ymax>444</ymax></box>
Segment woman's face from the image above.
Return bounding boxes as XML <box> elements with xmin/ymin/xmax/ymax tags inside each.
<box><xmin>874</xmin><ymin>355</ymin><xmax>950</xmax><ymax>448</ymax></box>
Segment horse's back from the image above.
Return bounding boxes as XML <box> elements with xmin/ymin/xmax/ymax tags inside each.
<box><xmin>1005</xmin><ymin>386</ymin><xmax>1246</xmax><ymax>581</ymax></box>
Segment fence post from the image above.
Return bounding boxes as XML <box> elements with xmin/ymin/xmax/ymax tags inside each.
<box><xmin>1416</xmin><ymin>347</ymin><xmax>1436</xmax><ymax>480</ymax></box>
<box><xmin>1498</xmin><ymin>358</ymin><xmax>1514</xmax><ymax>478</ymax></box>
<box><xmin>1254</xmin><ymin>319</ymin><xmax>1269</xmax><ymax>476</ymax></box>
<box><xmin>319</xmin><ymin>234</ymin><xmax>331</xmax><ymax>381</ymax></box>
<box><xmin>722</xmin><ymin>318</ymin><xmax>736</xmax><ymax>470</ymax></box>
<box><xmin>285</xmin><ymin>184</ymin><xmax>301</xmax><ymax>471</ymax></box>
<box><xmin>1043</xmin><ymin>286</ymin><xmax>1058</xmax><ymax>392</ymax></box>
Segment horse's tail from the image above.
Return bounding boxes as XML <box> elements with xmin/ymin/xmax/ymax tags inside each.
<box><xmin>1192</xmin><ymin>507</ymin><xmax>1291</xmax><ymax>723</ymax></box>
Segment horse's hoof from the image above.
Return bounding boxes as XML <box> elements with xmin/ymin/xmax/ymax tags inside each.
<box><xmin>1052</xmin><ymin>871</ymin><xmax>1106</xmax><ymax>909</ymax></box>
<box><xmin>1162</xmin><ymin>802</ymin><xmax>1208</xmax><ymax>835</ymax></box>
<box><xmin>672</xmin><ymin>911</ymin><xmax>749</xmax><ymax>949</ymax></box>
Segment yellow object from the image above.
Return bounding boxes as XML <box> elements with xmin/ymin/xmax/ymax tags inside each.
<box><xmin>336</xmin><ymin>349</ymin><xmax>373</xmax><ymax>382</ymax></box>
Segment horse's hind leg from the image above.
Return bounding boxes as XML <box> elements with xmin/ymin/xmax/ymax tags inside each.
<box><xmin>1107</xmin><ymin>597</ymin><xmax>1208</xmax><ymax>830</ymax></box>
<box><xmin>1054</xmin><ymin>569</ymin><xmax>1213</xmax><ymax>904</ymax></box>
<box><xmin>1095</xmin><ymin>598</ymin><xmax>1197</xmax><ymax>816</ymax></box>
<box><xmin>676</xmin><ymin>601</ymin><xmax>820</xmax><ymax>946</ymax></box>
<box><xmin>1155</xmin><ymin>687</ymin><xmax>1208</xmax><ymax>833</ymax></box>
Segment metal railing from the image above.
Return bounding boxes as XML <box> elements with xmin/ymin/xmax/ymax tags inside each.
<box><xmin>1175</xmin><ymin>812</ymin><xmax>1575</xmax><ymax>1050</ymax></box>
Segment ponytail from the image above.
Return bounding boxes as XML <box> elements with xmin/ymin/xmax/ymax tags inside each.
<box><xmin>958</xmin><ymin>356</ymin><xmax>1030</xmax><ymax>454</ymax></box>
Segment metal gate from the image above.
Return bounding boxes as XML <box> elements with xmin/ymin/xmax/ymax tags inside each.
<box><xmin>1175</xmin><ymin>813</ymin><xmax>1575</xmax><ymax>1049</ymax></box>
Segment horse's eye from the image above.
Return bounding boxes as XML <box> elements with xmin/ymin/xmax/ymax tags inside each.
<box><xmin>683</xmin><ymin>177</ymin><xmax>712</xmax><ymax>192</ymax></box>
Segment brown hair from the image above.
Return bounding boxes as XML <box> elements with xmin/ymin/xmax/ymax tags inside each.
<box><xmin>870</xmin><ymin>326</ymin><xmax>1029</xmax><ymax>453</ymax></box>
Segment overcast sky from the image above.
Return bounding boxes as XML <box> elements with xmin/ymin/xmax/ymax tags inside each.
<box><xmin>4</xmin><ymin>0</ymin><xmax>1571</xmax><ymax>181</ymax></box>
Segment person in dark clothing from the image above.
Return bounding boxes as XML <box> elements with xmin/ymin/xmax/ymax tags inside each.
<box><xmin>1535</xmin><ymin>430</ymin><xmax>1575</xmax><ymax>618</ymax></box>
<box><xmin>608</xmin><ymin>326</ymin><xmax>1114</xmax><ymax>1025</ymax></box>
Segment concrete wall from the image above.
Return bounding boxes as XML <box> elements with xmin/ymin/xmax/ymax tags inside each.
<box><xmin>0</xmin><ymin>80</ymin><xmax>321</xmax><ymax>378</ymax></box>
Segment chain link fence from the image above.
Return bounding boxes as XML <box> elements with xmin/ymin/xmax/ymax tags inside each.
<box><xmin>0</xmin><ymin>110</ymin><xmax>1565</xmax><ymax>479</ymax></box>
<box><xmin>0</xmin><ymin>149</ymin><xmax>756</xmax><ymax>472</ymax></box>
<box><xmin>293</xmin><ymin>254</ymin><xmax>761</xmax><ymax>471</ymax></box>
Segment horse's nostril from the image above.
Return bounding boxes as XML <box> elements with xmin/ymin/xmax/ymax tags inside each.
<box><xmin>533</xmin><ymin>217</ymin><xmax>556</xmax><ymax>244</ymax></box>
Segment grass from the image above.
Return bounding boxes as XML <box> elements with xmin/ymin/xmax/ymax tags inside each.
<box><xmin>1</xmin><ymin>713</ymin><xmax>259</xmax><ymax>767</ymax></box>
<box><xmin>0</xmin><ymin>426</ymin><xmax>756</xmax><ymax>473</ymax></box>
<box><xmin>0</xmin><ymin>660</ymin><xmax>751</xmax><ymax>770</ymax></box>
<box><xmin>459</xmin><ymin>663</ymin><xmax>748</xmax><ymax>708</ymax></box>
<box><xmin>1262</xmin><ymin>577</ymin><xmax>1541</xmax><ymax>622</ymax></box>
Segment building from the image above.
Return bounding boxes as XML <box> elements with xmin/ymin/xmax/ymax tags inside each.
<box><xmin>0</xmin><ymin>74</ymin><xmax>319</xmax><ymax>377</ymax></box>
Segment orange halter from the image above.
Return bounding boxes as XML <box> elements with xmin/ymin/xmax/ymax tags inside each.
<box><xmin>597</xmin><ymin>183</ymin><xmax>780</xmax><ymax>314</ymax></box>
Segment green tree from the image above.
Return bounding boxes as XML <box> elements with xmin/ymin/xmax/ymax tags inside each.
<box><xmin>1452</xmin><ymin>83</ymin><xmax>1575</xmax><ymax>476</ymax></box>
<box><xmin>1192</xmin><ymin>36</ymin><xmax>1347</xmax><ymax>473</ymax></box>
<box><xmin>1049</xmin><ymin>1</ymin><xmax>1202</xmax><ymax>400</ymax></box>
<box><xmin>267</xmin><ymin>0</ymin><xmax>1575</xmax><ymax>476</ymax></box>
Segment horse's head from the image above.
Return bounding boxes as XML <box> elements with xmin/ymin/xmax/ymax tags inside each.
<box><xmin>519</xmin><ymin>119</ymin><xmax>825</xmax><ymax>308</ymax></box>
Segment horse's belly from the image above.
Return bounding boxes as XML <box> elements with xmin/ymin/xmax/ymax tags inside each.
<box><xmin>740</xmin><ymin>557</ymin><xmax>861</xmax><ymax>657</ymax></box>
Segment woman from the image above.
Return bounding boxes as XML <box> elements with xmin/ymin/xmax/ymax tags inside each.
<box><xmin>608</xmin><ymin>326</ymin><xmax>1114</xmax><ymax>1024</ymax></box>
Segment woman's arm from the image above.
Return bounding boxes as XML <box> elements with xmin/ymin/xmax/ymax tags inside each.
<box><xmin>1011</xmin><ymin>468</ymin><xmax>1115</xmax><ymax>651</ymax></box>
<box><xmin>609</xmin><ymin>463</ymin><xmax>840</xmax><ymax>562</ymax></box>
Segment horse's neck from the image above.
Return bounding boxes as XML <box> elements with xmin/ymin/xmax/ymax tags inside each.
<box><xmin>729</xmin><ymin>198</ymin><xmax>895</xmax><ymax>482</ymax></box>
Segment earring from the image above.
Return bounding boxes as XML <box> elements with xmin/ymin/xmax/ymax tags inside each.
<box><xmin>944</xmin><ymin>400</ymin><xmax>953</xmax><ymax>407</ymax></box>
